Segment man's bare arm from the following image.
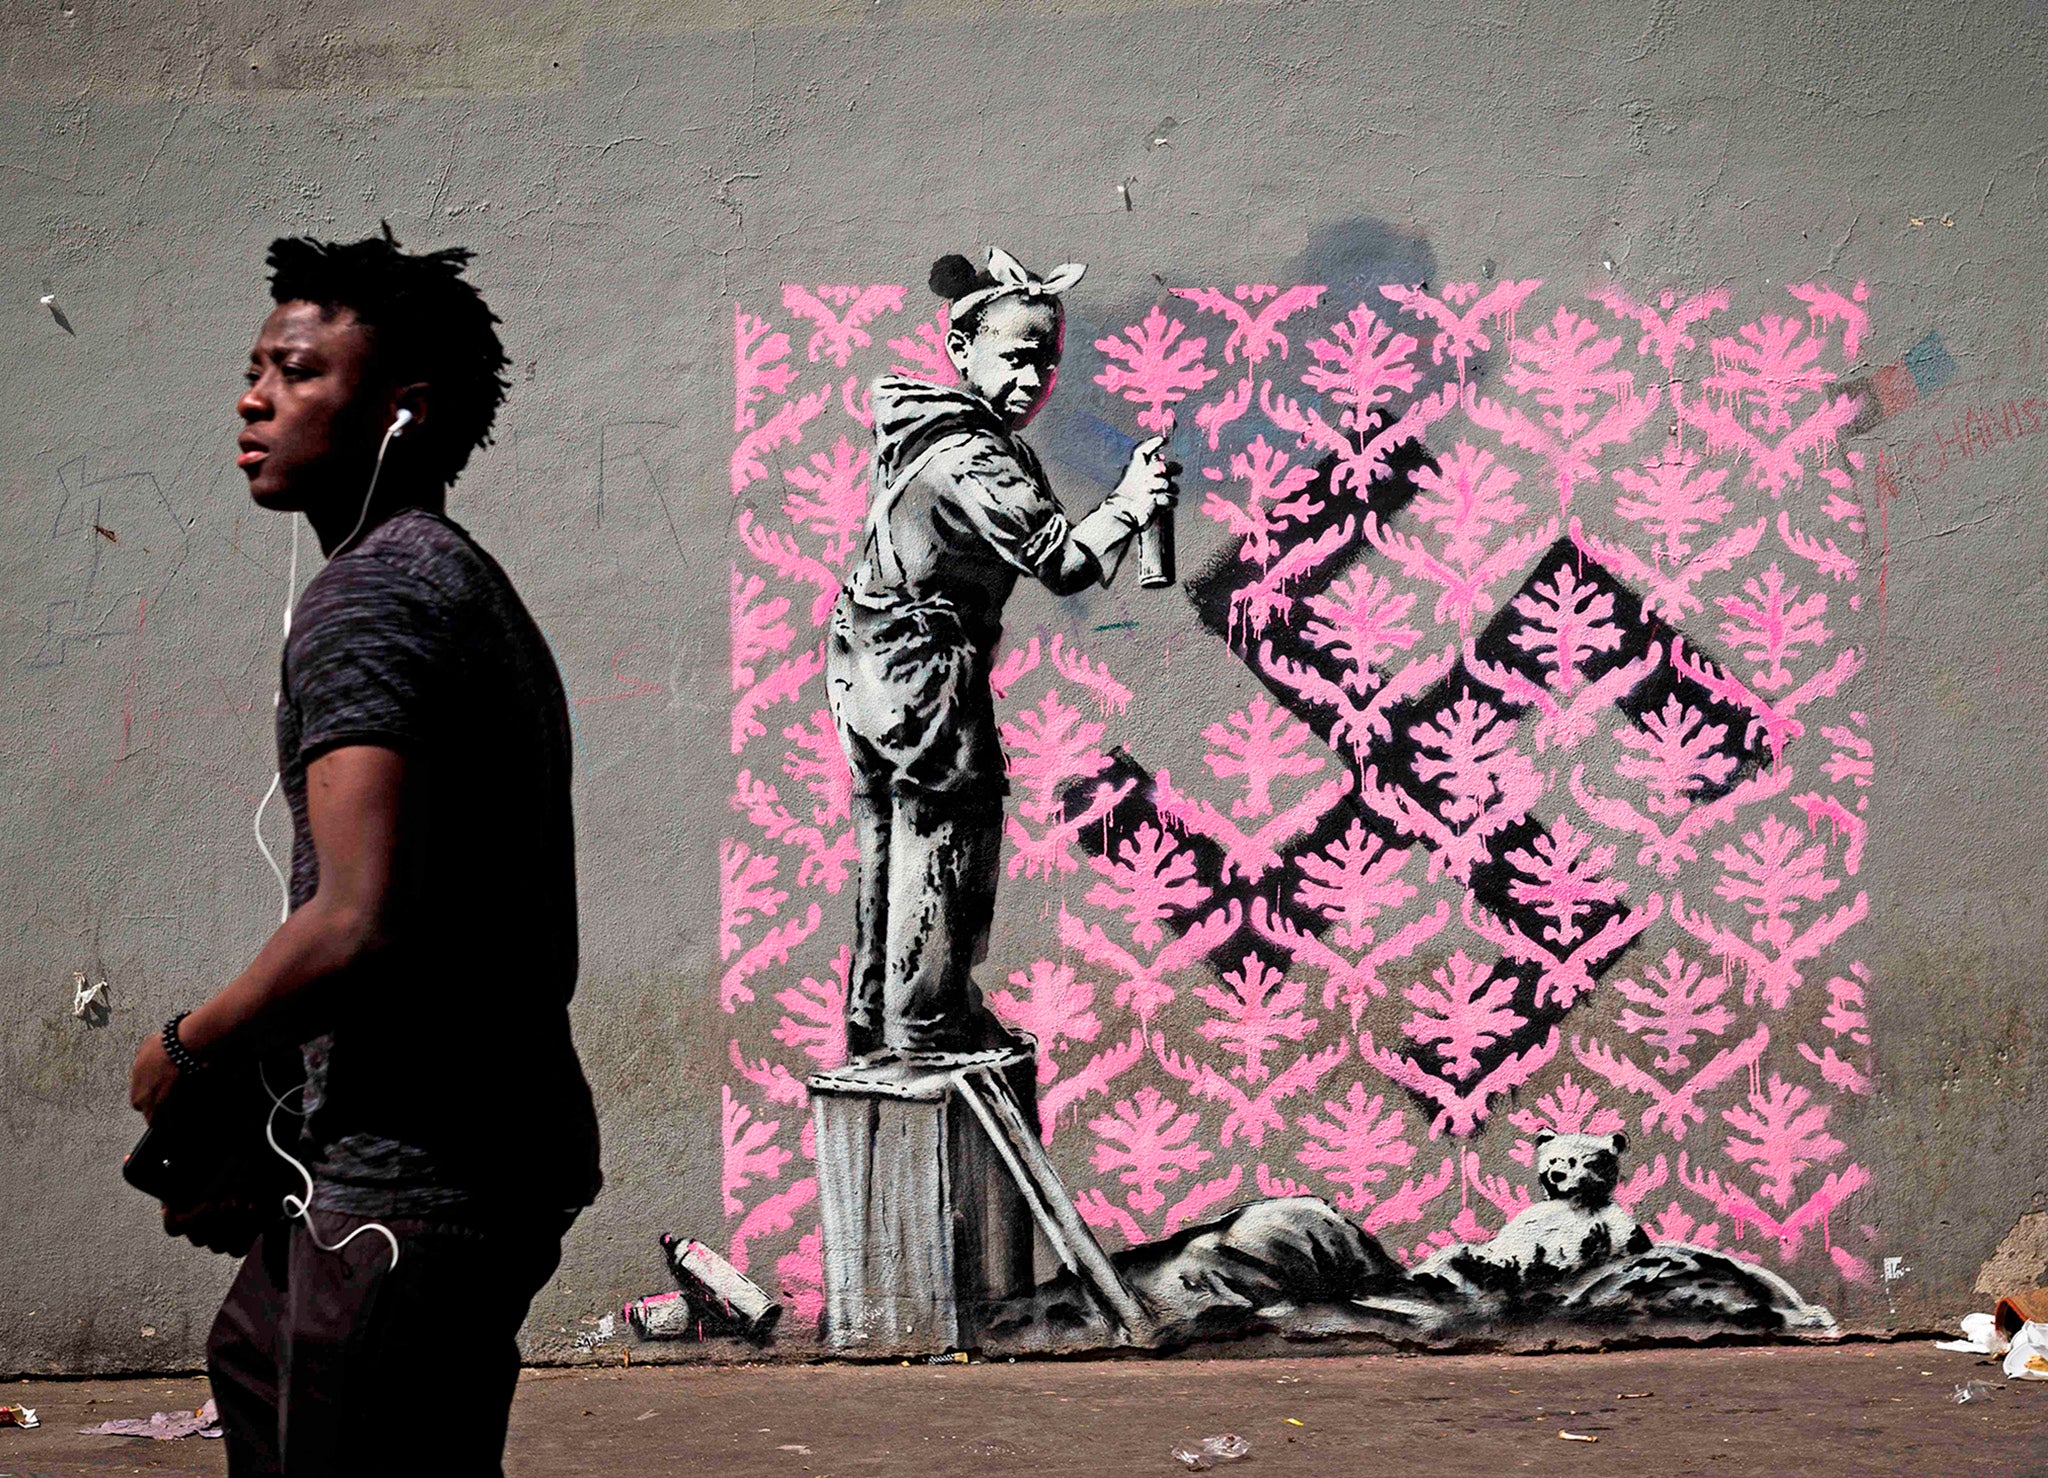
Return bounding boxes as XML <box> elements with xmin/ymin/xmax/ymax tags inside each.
<box><xmin>129</xmin><ymin>745</ymin><xmax>406</xmax><ymax>1121</ymax></box>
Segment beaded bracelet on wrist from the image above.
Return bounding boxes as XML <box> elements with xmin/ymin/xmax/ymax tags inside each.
<box><xmin>161</xmin><ymin>1012</ymin><xmax>206</xmax><ymax>1075</ymax></box>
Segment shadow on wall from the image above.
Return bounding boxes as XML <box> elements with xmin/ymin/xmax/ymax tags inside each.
<box><xmin>1036</xmin><ymin>218</ymin><xmax>1448</xmax><ymax>496</ymax></box>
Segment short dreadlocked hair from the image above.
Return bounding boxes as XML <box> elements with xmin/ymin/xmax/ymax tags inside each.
<box><xmin>266</xmin><ymin>224</ymin><xmax>511</xmax><ymax>488</ymax></box>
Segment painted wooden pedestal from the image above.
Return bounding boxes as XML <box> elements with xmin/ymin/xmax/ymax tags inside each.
<box><xmin>808</xmin><ymin>1048</ymin><xmax>1038</xmax><ymax>1354</ymax></box>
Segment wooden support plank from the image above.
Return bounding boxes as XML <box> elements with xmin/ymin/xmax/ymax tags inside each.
<box><xmin>953</xmin><ymin>1064</ymin><xmax>1153</xmax><ymax>1341</ymax></box>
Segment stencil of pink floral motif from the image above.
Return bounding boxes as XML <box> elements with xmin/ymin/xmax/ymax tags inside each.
<box><xmin>780</xmin><ymin>436</ymin><xmax>870</xmax><ymax>569</ymax></box>
<box><xmin>1588</xmin><ymin>286</ymin><xmax>1730</xmax><ymax>377</ymax></box>
<box><xmin>1291</xmin><ymin>820</ymin><xmax>1419</xmax><ymax>952</ymax></box>
<box><xmin>770</xmin><ymin>946</ymin><xmax>850</xmax><ymax>1069</ymax></box>
<box><xmin>1462</xmin><ymin>887</ymin><xmax>1661</xmax><ymax>1016</ymax></box>
<box><xmin>1710</xmin><ymin>812</ymin><xmax>1842</xmax><ymax>953</ymax></box>
<box><xmin>719</xmin><ymin>837</ymin><xmax>785</xmax><ymax>959</ymax></box>
<box><xmin>1085</xmin><ymin>823</ymin><xmax>1212</xmax><ymax>952</ymax></box>
<box><xmin>1679</xmin><ymin>1151</ymin><xmax>1870</xmax><ymax>1267</ymax></box>
<box><xmin>1617</xmin><ymin>697</ymin><xmax>1740</xmax><ymax>816</ymax></box>
<box><xmin>1503</xmin><ymin>816</ymin><xmax>1627</xmax><ymax>946</ymax></box>
<box><xmin>1568</xmin><ymin>444</ymin><xmax>1765</xmax><ymax>626</ymax></box>
<box><xmin>1365</xmin><ymin>440</ymin><xmax>1558</xmax><ymax>639</ymax></box>
<box><xmin>1364</xmin><ymin>1018</ymin><xmax>1562</xmax><ymax>1139</ymax></box>
<box><xmin>1201</xmin><ymin>696</ymin><xmax>1326</xmax><ymax>819</ymax></box>
<box><xmin>1677</xmin><ymin>294</ymin><xmax>1863</xmax><ymax>496</ymax></box>
<box><xmin>1304</xmin><ymin>305</ymin><xmax>1422</xmax><ymax>430</ymax></box>
<box><xmin>1297</xmin><ymin>1082</ymin><xmax>1417</xmax><ymax>1212</ymax></box>
<box><xmin>990</xmin><ymin>960</ymin><xmax>1103</xmax><ymax>1086</ymax></box>
<box><xmin>1153</xmin><ymin>1032</ymin><xmax>1350</xmax><ymax>1149</ymax></box>
<box><xmin>1301</xmin><ymin>569</ymin><xmax>1421</xmax><ymax>694</ymax></box>
<box><xmin>1570</xmin><ymin>728</ymin><xmax>1796</xmax><ymax>882</ymax></box>
<box><xmin>1195</xmin><ymin>954</ymin><xmax>1319</xmax><ymax>1084</ymax></box>
<box><xmin>1088</xmin><ymin>1084</ymin><xmax>1212</xmax><ymax>1216</ymax></box>
<box><xmin>1201</xmin><ymin>434</ymin><xmax>1323</xmax><ymax>571</ymax></box>
<box><xmin>734</xmin><ymin>306</ymin><xmax>798</xmax><ymax>434</ymax></box>
<box><xmin>1613</xmin><ymin>443</ymin><xmax>1736</xmax><ymax>565</ymax></box>
<box><xmin>1641</xmin><ymin>1199</ymin><xmax>1722</xmax><ymax>1250</ymax></box>
<box><xmin>775</xmin><ymin>1228</ymin><xmax>826</xmax><ymax>1328</ymax></box>
<box><xmin>1172</xmin><ymin>285</ymin><xmax>1329</xmax><ymax>368</ymax></box>
<box><xmin>1611</xmin><ymin>948</ymin><xmax>1735</xmax><ymax>1073</ymax></box>
<box><xmin>729</xmin><ymin>1178</ymin><xmax>818</xmax><ymax>1277</ymax></box>
<box><xmin>731</xmin><ymin>384</ymin><xmax>831</xmax><ymax>497</ymax></box>
<box><xmin>1094</xmin><ymin>306</ymin><xmax>1216</xmax><ymax>433</ymax></box>
<box><xmin>1412</xmin><ymin>440</ymin><xmax>1530</xmax><ymax>568</ymax></box>
<box><xmin>998</xmin><ymin>688</ymin><xmax>1118</xmax><ymax>879</ymax></box>
<box><xmin>1154</xmin><ymin>763</ymin><xmax>1355</xmax><ymax>888</ymax></box>
<box><xmin>721</xmin><ymin>1084</ymin><xmax>792</xmax><ymax>1217</ymax></box>
<box><xmin>1463</xmin><ymin>1149</ymin><xmax>1539</xmax><ymax>1227</ymax></box>
<box><xmin>887</xmin><ymin>300</ymin><xmax>958</xmax><ymax>386</ymax></box>
<box><xmin>1380</xmin><ymin>279</ymin><xmax>1543</xmax><ymax>384</ymax></box>
<box><xmin>1505</xmin><ymin>1074</ymin><xmax>1626</xmax><ymax>1165</ymax></box>
<box><xmin>1787</xmin><ymin>281</ymin><xmax>1870</xmax><ymax>362</ymax></box>
<box><xmin>1361</xmin><ymin>688</ymin><xmax>1545</xmax><ymax>882</ymax></box>
<box><xmin>781</xmin><ymin>709</ymin><xmax>851</xmax><ymax>824</ymax></box>
<box><xmin>1060</xmin><ymin>899</ymin><xmax>1244</xmax><ymax>1024</ymax></box>
<box><xmin>1717</xmin><ymin>563</ymin><xmax>1831</xmax><ymax>693</ymax></box>
<box><xmin>1569</xmin><ymin>1020</ymin><xmax>1770</xmax><ymax>1144</ymax></box>
<box><xmin>1668</xmin><ymin>831</ymin><xmax>1869</xmax><ymax>1015</ymax></box>
<box><xmin>782</xmin><ymin>284</ymin><xmax>905</xmax><ymax>368</ymax></box>
<box><xmin>1260</xmin><ymin>302</ymin><xmax>1456</xmax><ymax>499</ymax></box>
<box><xmin>1466</xmin><ymin>304</ymin><xmax>1658</xmax><ymax>515</ymax></box>
<box><xmin>1507</xmin><ymin>564</ymin><xmax>1624</xmax><ymax>697</ymax></box>
<box><xmin>1399</xmin><ymin>949</ymin><xmax>1528</xmax><ymax>1083</ymax></box>
<box><xmin>1721</xmin><ymin>1073</ymin><xmax>1846</xmax><ymax>1208</ymax></box>
<box><xmin>1227</xmin><ymin>516</ymin><xmax>1360</xmax><ymax>650</ymax></box>
<box><xmin>1820</xmin><ymin>963</ymin><xmax>1870</xmax><ymax>1044</ymax></box>
<box><xmin>1252</xmin><ymin>895</ymin><xmax>1451</xmax><ymax>1036</ymax></box>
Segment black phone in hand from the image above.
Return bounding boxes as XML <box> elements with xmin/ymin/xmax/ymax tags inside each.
<box><xmin>124</xmin><ymin>1052</ymin><xmax>299</xmax><ymax>1251</ymax></box>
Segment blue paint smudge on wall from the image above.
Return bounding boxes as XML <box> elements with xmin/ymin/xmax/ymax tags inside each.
<box><xmin>1904</xmin><ymin>330</ymin><xmax>1957</xmax><ymax>396</ymax></box>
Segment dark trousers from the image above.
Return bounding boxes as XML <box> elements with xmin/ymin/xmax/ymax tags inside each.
<box><xmin>207</xmin><ymin>1212</ymin><xmax>566</xmax><ymax>1476</ymax></box>
<box><xmin>847</xmin><ymin>785</ymin><xmax>1006</xmax><ymax>1052</ymax></box>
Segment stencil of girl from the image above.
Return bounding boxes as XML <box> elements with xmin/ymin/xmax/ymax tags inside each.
<box><xmin>827</xmin><ymin>248</ymin><xmax>1177</xmax><ymax>1057</ymax></box>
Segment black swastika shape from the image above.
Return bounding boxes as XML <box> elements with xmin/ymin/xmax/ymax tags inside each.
<box><xmin>1054</xmin><ymin>433</ymin><xmax>1773</xmax><ymax>1137</ymax></box>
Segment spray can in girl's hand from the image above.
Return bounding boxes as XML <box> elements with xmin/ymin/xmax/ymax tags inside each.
<box><xmin>1137</xmin><ymin>410</ymin><xmax>1179</xmax><ymax>588</ymax></box>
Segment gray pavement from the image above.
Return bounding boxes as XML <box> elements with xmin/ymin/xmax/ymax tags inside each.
<box><xmin>3</xmin><ymin>1340</ymin><xmax>2042</xmax><ymax>1475</ymax></box>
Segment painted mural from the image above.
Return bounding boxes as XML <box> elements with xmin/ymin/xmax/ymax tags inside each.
<box><xmin>720</xmin><ymin>256</ymin><xmax>1875</xmax><ymax>1351</ymax></box>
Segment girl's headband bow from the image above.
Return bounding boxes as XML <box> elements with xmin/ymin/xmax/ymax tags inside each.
<box><xmin>949</xmin><ymin>247</ymin><xmax>1087</xmax><ymax>320</ymax></box>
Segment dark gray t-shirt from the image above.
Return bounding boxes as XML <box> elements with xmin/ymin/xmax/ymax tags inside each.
<box><xmin>278</xmin><ymin>508</ymin><xmax>601</xmax><ymax>1219</ymax></box>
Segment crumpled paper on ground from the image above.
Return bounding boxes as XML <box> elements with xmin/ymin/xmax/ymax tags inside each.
<box><xmin>2003</xmin><ymin>1321</ymin><xmax>2048</xmax><ymax>1381</ymax></box>
<box><xmin>79</xmin><ymin>1398</ymin><xmax>222</xmax><ymax>1440</ymax></box>
<box><xmin>1935</xmin><ymin>1311</ymin><xmax>2009</xmax><ymax>1355</ymax></box>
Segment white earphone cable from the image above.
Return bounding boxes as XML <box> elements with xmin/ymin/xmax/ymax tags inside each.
<box><xmin>334</xmin><ymin>408</ymin><xmax>410</xmax><ymax>557</ymax></box>
<box><xmin>245</xmin><ymin>415</ymin><xmax>411</xmax><ymax>1270</ymax></box>
<box><xmin>258</xmin><ymin>1062</ymin><xmax>401</xmax><ymax>1268</ymax></box>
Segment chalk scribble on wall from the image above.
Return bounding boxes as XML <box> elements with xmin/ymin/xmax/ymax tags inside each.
<box><xmin>722</xmin><ymin>263</ymin><xmax>1874</xmax><ymax>1349</ymax></box>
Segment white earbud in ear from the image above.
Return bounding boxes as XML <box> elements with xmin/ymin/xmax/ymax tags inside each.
<box><xmin>389</xmin><ymin>407</ymin><xmax>414</xmax><ymax>437</ymax></box>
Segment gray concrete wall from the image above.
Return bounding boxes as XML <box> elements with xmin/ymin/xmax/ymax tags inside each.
<box><xmin>3</xmin><ymin>0</ymin><xmax>2045</xmax><ymax>1373</ymax></box>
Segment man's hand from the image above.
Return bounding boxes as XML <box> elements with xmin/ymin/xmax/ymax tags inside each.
<box><xmin>164</xmin><ymin>1195</ymin><xmax>269</xmax><ymax>1257</ymax></box>
<box><xmin>129</xmin><ymin>1031</ymin><xmax>180</xmax><ymax>1124</ymax></box>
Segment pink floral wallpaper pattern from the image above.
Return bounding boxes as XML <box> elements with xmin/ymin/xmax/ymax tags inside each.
<box><xmin>722</xmin><ymin>272</ymin><xmax>1876</xmax><ymax>1330</ymax></box>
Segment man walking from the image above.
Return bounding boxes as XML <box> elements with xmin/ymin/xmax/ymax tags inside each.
<box><xmin>127</xmin><ymin>227</ymin><xmax>600</xmax><ymax>1474</ymax></box>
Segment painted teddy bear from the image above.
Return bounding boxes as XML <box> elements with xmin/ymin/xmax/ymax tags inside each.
<box><xmin>1415</xmin><ymin>1131</ymin><xmax>1652</xmax><ymax>1298</ymax></box>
